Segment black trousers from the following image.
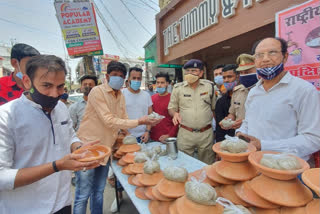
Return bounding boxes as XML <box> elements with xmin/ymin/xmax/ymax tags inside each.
<box><xmin>53</xmin><ymin>205</ymin><xmax>71</xmax><ymax>214</ymax></box>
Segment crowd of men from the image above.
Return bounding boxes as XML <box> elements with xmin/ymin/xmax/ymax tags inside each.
<box><xmin>0</xmin><ymin>37</ymin><xmax>319</xmax><ymax>214</ymax></box>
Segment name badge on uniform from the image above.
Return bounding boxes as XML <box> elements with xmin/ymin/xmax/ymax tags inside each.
<box><xmin>200</xmin><ymin>92</ymin><xmax>208</xmax><ymax>96</ymax></box>
<box><xmin>184</xmin><ymin>94</ymin><xmax>191</xmax><ymax>97</ymax></box>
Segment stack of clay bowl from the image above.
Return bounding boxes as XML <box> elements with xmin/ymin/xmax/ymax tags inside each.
<box><xmin>204</xmin><ymin>141</ymin><xmax>258</xmax><ymax>208</ymax></box>
<box><xmin>149</xmin><ymin>166</ymin><xmax>188</xmax><ymax>214</ymax></box>
<box><xmin>169</xmin><ymin>175</ymin><xmax>224</xmax><ymax>214</ymax></box>
<box><xmin>246</xmin><ymin>151</ymin><xmax>317</xmax><ymax>214</ymax></box>
<box><xmin>114</xmin><ymin>135</ymin><xmax>141</xmax><ymax>160</ymax></box>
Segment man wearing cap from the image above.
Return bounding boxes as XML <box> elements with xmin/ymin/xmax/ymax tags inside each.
<box><xmin>168</xmin><ymin>59</ymin><xmax>216</xmax><ymax>164</ymax></box>
<box><xmin>222</xmin><ymin>54</ymin><xmax>258</xmax><ymax>130</ymax></box>
<box><xmin>0</xmin><ymin>43</ymin><xmax>40</xmax><ymax>105</ymax></box>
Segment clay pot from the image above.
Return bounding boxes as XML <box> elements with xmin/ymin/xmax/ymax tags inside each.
<box><xmin>122</xmin><ymin>152</ymin><xmax>135</xmax><ymax>164</ymax></box>
<box><xmin>249</xmin><ymin>207</ymin><xmax>281</xmax><ymax>214</ymax></box>
<box><xmin>280</xmin><ymin>206</ymin><xmax>306</xmax><ymax>214</ymax></box>
<box><xmin>148</xmin><ymin>200</ymin><xmax>172</xmax><ymax>214</ymax></box>
<box><xmin>216</xmin><ymin>160</ymin><xmax>258</xmax><ymax>181</ymax></box>
<box><xmin>248</xmin><ymin>151</ymin><xmax>310</xmax><ymax>180</ymax></box>
<box><xmin>218</xmin><ymin>184</ymin><xmax>252</xmax><ymax>207</ymax></box>
<box><xmin>188</xmin><ymin>167</ymin><xmax>219</xmax><ymax>187</ymax></box>
<box><xmin>234</xmin><ymin>181</ymin><xmax>279</xmax><ymax>209</ymax></box>
<box><xmin>73</xmin><ymin>145</ymin><xmax>111</xmax><ymax>162</ymax></box>
<box><xmin>145</xmin><ymin>186</ymin><xmax>156</xmax><ymax>200</ymax></box>
<box><xmin>151</xmin><ymin>185</ymin><xmax>174</xmax><ymax>202</ymax></box>
<box><xmin>157</xmin><ymin>178</ymin><xmax>185</xmax><ymax>198</ymax></box>
<box><xmin>118</xmin><ymin>144</ymin><xmax>141</xmax><ymax>153</ymax></box>
<box><xmin>135</xmin><ymin>187</ymin><xmax>148</xmax><ymax>200</ymax></box>
<box><xmin>128</xmin><ymin>175</ymin><xmax>135</xmax><ymax>186</ymax></box>
<box><xmin>128</xmin><ymin>163</ymin><xmax>144</xmax><ymax>174</ymax></box>
<box><xmin>213</xmin><ymin>142</ymin><xmax>257</xmax><ymax>162</ymax></box>
<box><xmin>250</xmin><ymin>174</ymin><xmax>313</xmax><ymax>207</ymax></box>
<box><xmin>138</xmin><ymin>171</ymin><xmax>164</xmax><ymax>186</ymax></box>
<box><xmin>132</xmin><ymin>174</ymin><xmax>144</xmax><ymax>187</ymax></box>
<box><xmin>205</xmin><ymin>162</ymin><xmax>236</xmax><ymax>185</ymax></box>
<box><xmin>306</xmin><ymin>199</ymin><xmax>319</xmax><ymax>214</ymax></box>
<box><xmin>176</xmin><ymin>195</ymin><xmax>223</xmax><ymax>214</ymax></box>
<box><xmin>302</xmin><ymin>168</ymin><xmax>320</xmax><ymax>197</ymax></box>
<box><xmin>169</xmin><ymin>200</ymin><xmax>179</xmax><ymax>214</ymax></box>
<box><xmin>117</xmin><ymin>158</ymin><xmax>128</xmax><ymax>166</ymax></box>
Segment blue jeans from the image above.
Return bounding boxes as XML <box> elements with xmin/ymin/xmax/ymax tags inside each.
<box><xmin>73</xmin><ymin>164</ymin><xmax>109</xmax><ymax>214</ymax></box>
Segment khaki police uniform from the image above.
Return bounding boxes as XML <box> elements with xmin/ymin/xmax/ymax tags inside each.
<box><xmin>228</xmin><ymin>84</ymin><xmax>248</xmax><ymax>120</ymax></box>
<box><xmin>168</xmin><ymin>79</ymin><xmax>216</xmax><ymax>164</ymax></box>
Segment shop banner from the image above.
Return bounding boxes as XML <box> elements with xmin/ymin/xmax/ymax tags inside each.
<box><xmin>100</xmin><ymin>54</ymin><xmax>120</xmax><ymax>74</ymax></box>
<box><xmin>54</xmin><ymin>0</ymin><xmax>103</xmax><ymax>56</ymax></box>
<box><xmin>276</xmin><ymin>0</ymin><xmax>320</xmax><ymax>90</ymax></box>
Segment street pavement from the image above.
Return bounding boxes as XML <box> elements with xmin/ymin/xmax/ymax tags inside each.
<box><xmin>71</xmin><ymin>181</ymin><xmax>140</xmax><ymax>214</ymax></box>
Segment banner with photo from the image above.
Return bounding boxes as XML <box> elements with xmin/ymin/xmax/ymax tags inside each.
<box><xmin>54</xmin><ymin>0</ymin><xmax>103</xmax><ymax>56</ymax></box>
<box><xmin>276</xmin><ymin>0</ymin><xmax>320</xmax><ymax>90</ymax></box>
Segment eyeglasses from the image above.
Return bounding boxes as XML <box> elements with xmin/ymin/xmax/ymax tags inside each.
<box><xmin>254</xmin><ymin>50</ymin><xmax>283</xmax><ymax>59</ymax></box>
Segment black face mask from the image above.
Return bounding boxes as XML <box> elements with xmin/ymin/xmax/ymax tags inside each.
<box><xmin>83</xmin><ymin>86</ymin><xmax>92</xmax><ymax>96</ymax></box>
<box><xmin>29</xmin><ymin>85</ymin><xmax>60</xmax><ymax>109</ymax></box>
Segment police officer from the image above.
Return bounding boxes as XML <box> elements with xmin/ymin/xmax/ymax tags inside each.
<box><xmin>168</xmin><ymin>59</ymin><xmax>216</xmax><ymax>164</ymax></box>
<box><xmin>222</xmin><ymin>54</ymin><xmax>258</xmax><ymax>130</ymax></box>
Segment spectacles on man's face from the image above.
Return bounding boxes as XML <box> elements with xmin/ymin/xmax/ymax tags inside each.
<box><xmin>254</xmin><ymin>50</ymin><xmax>283</xmax><ymax>60</ymax></box>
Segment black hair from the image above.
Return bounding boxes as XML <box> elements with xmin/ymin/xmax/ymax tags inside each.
<box><xmin>222</xmin><ymin>64</ymin><xmax>239</xmax><ymax>75</ymax></box>
<box><xmin>11</xmin><ymin>43</ymin><xmax>40</xmax><ymax>62</ymax></box>
<box><xmin>26</xmin><ymin>55</ymin><xmax>67</xmax><ymax>81</ymax></box>
<box><xmin>251</xmin><ymin>37</ymin><xmax>288</xmax><ymax>56</ymax></box>
<box><xmin>107</xmin><ymin>60</ymin><xmax>127</xmax><ymax>76</ymax></box>
<box><xmin>129</xmin><ymin>67</ymin><xmax>143</xmax><ymax>77</ymax></box>
<box><xmin>155</xmin><ymin>72</ymin><xmax>170</xmax><ymax>82</ymax></box>
<box><xmin>80</xmin><ymin>75</ymin><xmax>98</xmax><ymax>86</ymax></box>
<box><xmin>212</xmin><ymin>64</ymin><xmax>225</xmax><ymax>71</ymax></box>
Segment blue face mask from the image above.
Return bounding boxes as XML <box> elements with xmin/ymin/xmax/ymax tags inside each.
<box><xmin>108</xmin><ymin>76</ymin><xmax>124</xmax><ymax>90</ymax></box>
<box><xmin>239</xmin><ymin>73</ymin><xmax>259</xmax><ymax>88</ymax></box>
<box><xmin>224</xmin><ymin>80</ymin><xmax>237</xmax><ymax>91</ymax></box>
<box><xmin>156</xmin><ymin>87</ymin><xmax>166</xmax><ymax>94</ymax></box>
<box><xmin>256</xmin><ymin>63</ymin><xmax>284</xmax><ymax>80</ymax></box>
<box><xmin>214</xmin><ymin>75</ymin><xmax>224</xmax><ymax>85</ymax></box>
<box><xmin>130</xmin><ymin>80</ymin><xmax>141</xmax><ymax>91</ymax></box>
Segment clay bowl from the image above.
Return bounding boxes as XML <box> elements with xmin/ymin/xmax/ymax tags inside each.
<box><xmin>157</xmin><ymin>178</ymin><xmax>185</xmax><ymax>198</ymax></box>
<box><xmin>138</xmin><ymin>171</ymin><xmax>164</xmax><ymax>186</ymax></box>
<box><xmin>216</xmin><ymin>160</ymin><xmax>258</xmax><ymax>181</ymax></box>
<box><xmin>205</xmin><ymin>162</ymin><xmax>236</xmax><ymax>185</ymax></box>
<box><xmin>248</xmin><ymin>151</ymin><xmax>310</xmax><ymax>180</ymax></box>
<box><xmin>132</xmin><ymin>174</ymin><xmax>144</xmax><ymax>187</ymax></box>
<box><xmin>151</xmin><ymin>185</ymin><xmax>174</xmax><ymax>202</ymax></box>
<box><xmin>176</xmin><ymin>195</ymin><xmax>224</xmax><ymax>214</ymax></box>
<box><xmin>145</xmin><ymin>186</ymin><xmax>156</xmax><ymax>200</ymax></box>
<box><xmin>128</xmin><ymin>163</ymin><xmax>144</xmax><ymax>174</ymax></box>
<box><xmin>115</xmin><ymin>150</ymin><xmax>125</xmax><ymax>156</ymax></box>
<box><xmin>118</xmin><ymin>144</ymin><xmax>141</xmax><ymax>153</ymax></box>
<box><xmin>121</xmin><ymin>165</ymin><xmax>134</xmax><ymax>175</ymax></box>
<box><xmin>280</xmin><ymin>206</ymin><xmax>306</xmax><ymax>214</ymax></box>
<box><xmin>306</xmin><ymin>199</ymin><xmax>319</xmax><ymax>214</ymax></box>
<box><xmin>168</xmin><ymin>200</ymin><xmax>179</xmax><ymax>214</ymax></box>
<box><xmin>113</xmin><ymin>152</ymin><xmax>122</xmax><ymax>159</ymax></box>
<box><xmin>250</xmin><ymin>174</ymin><xmax>313</xmax><ymax>207</ymax></box>
<box><xmin>218</xmin><ymin>184</ymin><xmax>252</xmax><ymax>207</ymax></box>
<box><xmin>234</xmin><ymin>181</ymin><xmax>279</xmax><ymax>209</ymax></box>
<box><xmin>73</xmin><ymin>145</ymin><xmax>111</xmax><ymax>162</ymax></box>
<box><xmin>302</xmin><ymin>168</ymin><xmax>320</xmax><ymax>197</ymax></box>
<box><xmin>122</xmin><ymin>152</ymin><xmax>135</xmax><ymax>164</ymax></box>
<box><xmin>213</xmin><ymin>142</ymin><xmax>257</xmax><ymax>162</ymax></box>
<box><xmin>249</xmin><ymin>207</ymin><xmax>281</xmax><ymax>214</ymax></box>
<box><xmin>128</xmin><ymin>175</ymin><xmax>135</xmax><ymax>186</ymax></box>
<box><xmin>148</xmin><ymin>200</ymin><xmax>172</xmax><ymax>214</ymax></box>
<box><xmin>188</xmin><ymin>167</ymin><xmax>219</xmax><ymax>187</ymax></box>
<box><xmin>117</xmin><ymin>158</ymin><xmax>128</xmax><ymax>166</ymax></box>
<box><xmin>135</xmin><ymin>187</ymin><xmax>148</xmax><ymax>200</ymax></box>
